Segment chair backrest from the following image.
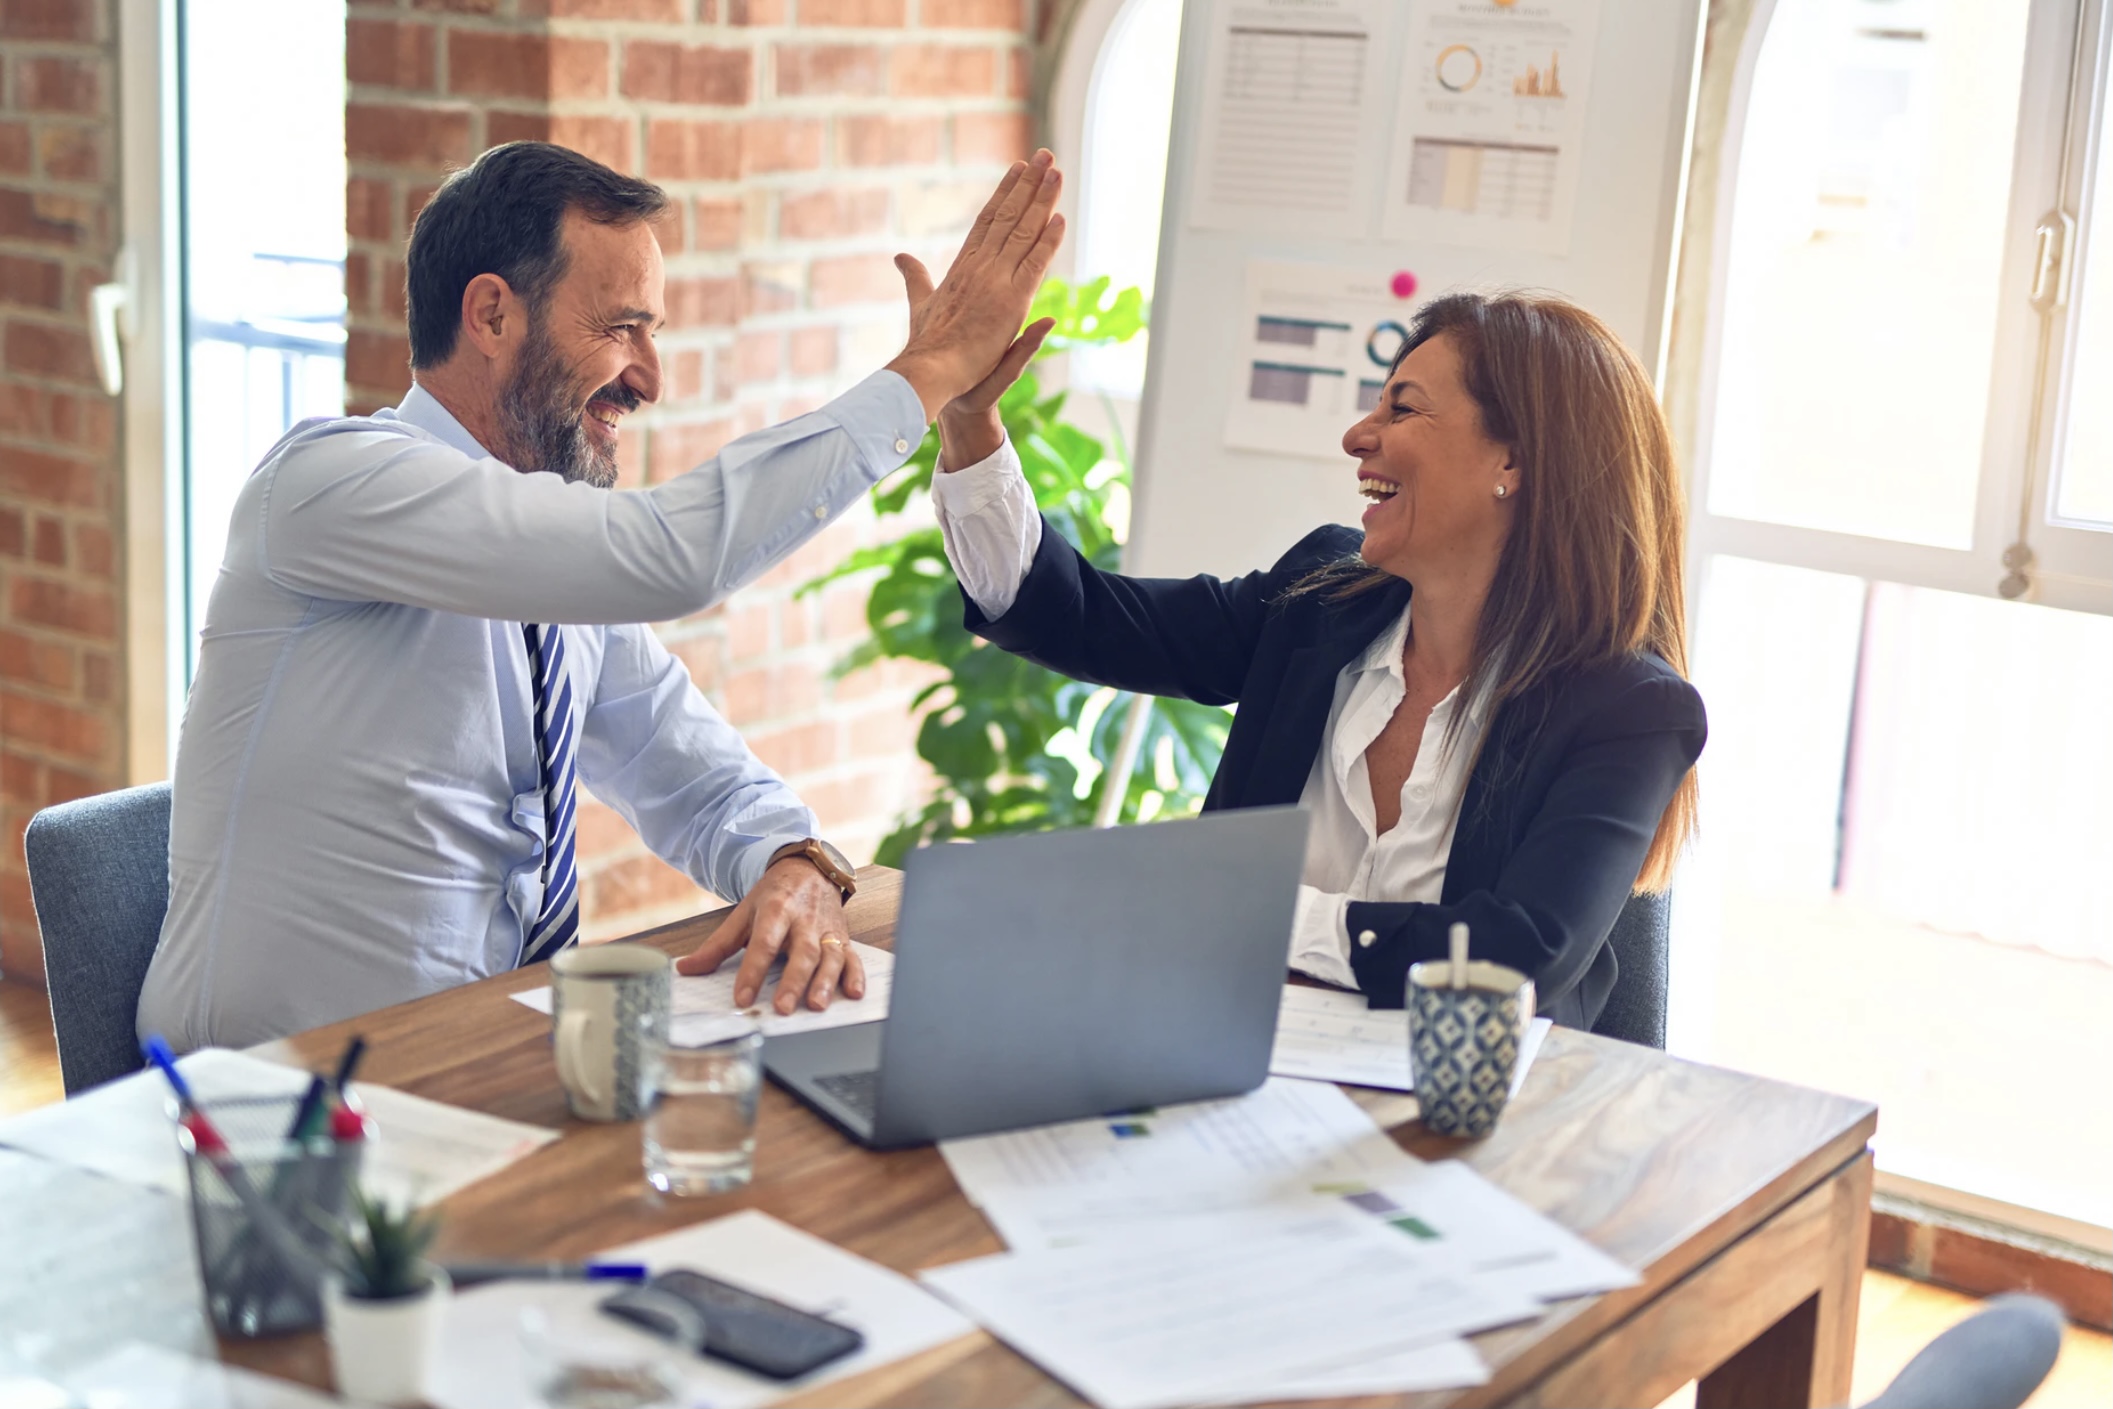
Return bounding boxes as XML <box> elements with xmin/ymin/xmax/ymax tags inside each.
<box><xmin>23</xmin><ymin>782</ymin><xmax>173</xmax><ymax>1095</ymax></box>
<box><xmin>1592</xmin><ymin>889</ymin><xmax>1669</xmax><ymax>1049</ymax></box>
<box><xmin>1860</xmin><ymin>1294</ymin><xmax>2065</xmax><ymax>1409</ymax></box>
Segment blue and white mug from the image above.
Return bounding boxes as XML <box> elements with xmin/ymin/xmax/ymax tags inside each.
<box><xmin>1406</xmin><ymin>958</ymin><xmax>1535</xmax><ymax>1138</ymax></box>
<box><xmin>550</xmin><ymin>945</ymin><xmax>671</xmax><ymax>1122</ymax></box>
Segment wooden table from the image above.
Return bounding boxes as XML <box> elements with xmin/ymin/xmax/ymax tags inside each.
<box><xmin>220</xmin><ymin>867</ymin><xmax>1876</xmax><ymax>1408</ymax></box>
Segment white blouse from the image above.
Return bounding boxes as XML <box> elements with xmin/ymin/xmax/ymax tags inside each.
<box><xmin>932</xmin><ymin>436</ymin><xmax>1483</xmax><ymax>989</ymax></box>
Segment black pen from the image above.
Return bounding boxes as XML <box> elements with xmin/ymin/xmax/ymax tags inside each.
<box><xmin>443</xmin><ymin>1261</ymin><xmax>649</xmax><ymax>1289</ymax></box>
<box><xmin>332</xmin><ymin>1034</ymin><xmax>367</xmax><ymax>1095</ymax></box>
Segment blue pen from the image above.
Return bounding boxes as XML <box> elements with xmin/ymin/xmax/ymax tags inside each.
<box><xmin>443</xmin><ymin>1260</ymin><xmax>650</xmax><ymax>1289</ymax></box>
<box><xmin>142</xmin><ymin>1034</ymin><xmax>198</xmax><ymax>1111</ymax></box>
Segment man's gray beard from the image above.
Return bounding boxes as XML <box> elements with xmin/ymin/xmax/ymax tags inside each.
<box><xmin>495</xmin><ymin>318</ymin><xmax>620</xmax><ymax>490</ymax></box>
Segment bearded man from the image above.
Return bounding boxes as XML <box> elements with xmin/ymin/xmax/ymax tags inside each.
<box><xmin>138</xmin><ymin>141</ymin><xmax>1064</xmax><ymax>1049</ymax></box>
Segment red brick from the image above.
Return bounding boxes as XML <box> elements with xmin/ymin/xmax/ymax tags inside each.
<box><xmin>344</xmin><ymin>250</ymin><xmax>375</xmax><ymax>317</ymax></box>
<box><xmin>623</xmin><ymin>42</ymin><xmax>751</xmax><ymax>106</ymax></box>
<box><xmin>35</xmin><ymin>125</ymin><xmax>99</xmax><ymax>183</ymax></box>
<box><xmin>664</xmin><ymin>275</ymin><xmax>739</xmax><ymax>329</ymax></box>
<box><xmin>347</xmin><ymin>18</ymin><xmax>437</xmax><ymax>92</ymax></box>
<box><xmin>953</xmin><ymin>110</ymin><xmax>1033</xmax><ymax>164</ymax></box>
<box><xmin>742</xmin><ymin>118</ymin><xmax>824</xmax><ymax>175</ymax></box>
<box><xmin>346</xmin><ymin>104</ymin><xmax>473</xmax><ymax>167</ymax></box>
<box><xmin>789</xmin><ymin>325</ymin><xmax>837</xmax><ymax>377</ymax></box>
<box><xmin>740</xmin><ymin>261</ymin><xmax>801</xmax><ymax>316</ymax></box>
<box><xmin>648</xmin><ymin>419</ymin><xmax>737</xmax><ymax>481</ymax></box>
<box><xmin>0</xmin><ymin>506</ymin><xmax>22</xmax><ymax>554</ymax></box>
<box><xmin>849</xmin><ymin>705</ymin><xmax>918</xmax><ymax>757</ymax></box>
<box><xmin>404</xmin><ymin>181</ymin><xmax>443</xmax><ymax>230</ymax></box>
<box><xmin>723</xmin><ymin>660</ymin><xmax>823</xmax><ymax>723</ymax></box>
<box><xmin>809</xmin><ymin>253</ymin><xmax>899</xmax><ymax>308</ymax></box>
<box><xmin>735</xmin><ymin>329</ymin><xmax>782</xmax><ymax>384</ymax></box>
<box><xmin>664</xmin><ymin>632</ymin><xmax>725</xmax><ymax>694</ymax></box>
<box><xmin>18</xmin><ymin>57</ymin><xmax>100</xmax><ymax>115</ymax></box>
<box><xmin>8</xmin><ymin>576</ymin><xmax>115</xmax><ymax>639</ymax></box>
<box><xmin>0</xmin><ymin>0</ymin><xmax>100</xmax><ymax>41</ymax></box>
<box><xmin>923</xmin><ymin>0</ymin><xmax>1025</xmax><ymax>28</ymax></box>
<box><xmin>750</xmin><ymin>720</ymin><xmax>838</xmax><ymax>775</ymax></box>
<box><xmin>646</xmin><ymin>119</ymin><xmax>742</xmax><ymax>182</ymax></box>
<box><xmin>0</xmin><ymin>752</ymin><xmax>37</xmax><ymax>805</ymax></box>
<box><xmin>348</xmin><ymin>177</ymin><xmax>394</xmax><ymax>240</ymax></box>
<box><xmin>30</xmin><ymin>514</ymin><xmax>63</xmax><ymax>565</ymax></box>
<box><xmin>890</xmin><ymin>45</ymin><xmax>997</xmax><ymax>98</ymax></box>
<box><xmin>724</xmin><ymin>0</ymin><xmax>785</xmax><ymax>24</ymax></box>
<box><xmin>582</xmin><ymin>851</ymin><xmax>705</xmax><ymax>921</ymax></box>
<box><xmin>836</xmin><ymin>115</ymin><xmax>942</xmax><ymax>168</ymax></box>
<box><xmin>73</xmin><ymin>520</ymin><xmax>111</xmax><ymax>578</ymax></box>
<box><xmin>4</xmin><ymin>320</ymin><xmax>97</xmax><ymax>385</ymax></box>
<box><xmin>0</xmin><ymin>254</ymin><xmax>63</xmax><ymax>310</ymax></box>
<box><xmin>410</xmin><ymin>0</ymin><xmax>501</xmax><ymax>12</ymax></box>
<box><xmin>665</xmin><ymin>349</ymin><xmax>705</xmax><ymax>401</ymax></box>
<box><xmin>537</xmin><ymin>0</ymin><xmax>685</xmax><ymax>19</ymax></box>
<box><xmin>798</xmin><ymin>771</ymin><xmax>896</xmax><ymax>831</ymax></box>
<box><xmin>1006</xmin><ymin>45</ymin><xmax>1031</xmax><ymax>99</ymax></box>
<box><xmin>0</xmin><ymin>122</ymin><xmax>30</xmax><ymax>175</ymax></box>
<box><xmin>44</xmin><ymin>757</ymin><xmax>102</xmax><ymax>801</ymax></box>
<box><xmin>575</xmin><ymin>796</ymin><xmax>639</xmax><ymax>860</ymax></box>
<box><xmin>773</xmin><ymin>44</ymin><xmax>884</xmax><ymax>98</ymax></box>
<box><xmin>0</xmin><ymin>867</ymin><xmax>46</xmax><ymax>985</ymax></box>
<box><xmin>486</xmin><ymin>113</ymin><xmax>633</xmax><ymax>174</ymax></box>
<box><xmin>778</xmin><ymin>187</ymin><xmax>889</xmax><ymax>241</ymax></box>
<box><xmin>45</xmin><ymin>392</ymin><xmax>113</xmax><ymax>453</ymax></box>
<box><xmin>0</xmin><ymin>628</ymin><xmax>73</xmax><ymax>691</ymax></box>
<box><xmin>725</xmin><ymin>599</ymin><xmax>774</xmax><ymax>660</ymax></box>
<box><xmin>345</xmin><ymin>329</ymin><xmax>411</xmax><ymax>395</ymax></box>
<box><xmin>448</xmin><ymin>33</ymin><xmax>609</xmax><ymax>102</ymax></box>
<box><xmin>0</xmin><ymin>186</ymin><xmax>89</xmax><ymax>248</ymax></box>
<box><xmin>799</xmin><ymin>0</ymin><xmax>904</xmax><ymax>25</ymax></box>
<box><xmin>693</xmin><ymin>199</ymin><xmax>742</xmax><ymax>251</ymax></box>
<box><xmin>821</xmin><ymin>580</ymin><xmax>870</xmax><ymax>640</ymax></box>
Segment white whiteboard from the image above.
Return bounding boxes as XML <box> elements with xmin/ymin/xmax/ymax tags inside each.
<box><xmin>1127</xmin><ymin>0</ymin><xmax>1705</xmax><ymax>578</ymax></box>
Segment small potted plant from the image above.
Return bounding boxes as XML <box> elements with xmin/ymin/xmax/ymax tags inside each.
<box><xmin>322</xmin><ymin>1189</ymin><xmax>448</xmax><ymax>1406</ymax></box>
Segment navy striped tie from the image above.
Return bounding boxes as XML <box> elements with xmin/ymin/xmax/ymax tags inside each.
<box><xmin>521</xmin><ymin>623</ymin><xmax>580</xmax><ymax>965</ymax></box>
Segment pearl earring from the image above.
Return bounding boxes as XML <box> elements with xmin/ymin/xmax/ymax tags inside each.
<box><xmin>1494</xmin><ymin>484</ymin><xmax>1509</xmax><ymax>498</ymax></box>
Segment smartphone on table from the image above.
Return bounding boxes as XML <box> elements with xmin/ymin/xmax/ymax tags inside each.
<box><xmin>600</xmin><ymin>1268</ymin><xmax>865</xmax><ymax>1381</ymax></box>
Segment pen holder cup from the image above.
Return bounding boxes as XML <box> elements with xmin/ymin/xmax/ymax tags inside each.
<box><xmin>179</xmin><ymin>1095</ymin><xmax>370</xmax><ymax>1337</ymax></box>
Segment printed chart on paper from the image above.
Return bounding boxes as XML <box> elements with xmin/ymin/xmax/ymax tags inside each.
<box><xmin>1383</xmin><ymin>0</ymin><xmax>1605</xmax><ymax>253</ymax></box>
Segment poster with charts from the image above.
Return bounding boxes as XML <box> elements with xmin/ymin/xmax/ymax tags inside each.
<box><xmin>1224</xmin><ymin>260</ymin><xmax>1424</xmax><ymax>459</ymax></box>
<box><xmin>1185</xmin><ymin>0</ymin><xmax>1395</xmax><ymax>235</ymax></box>
<box><xmin>1381</xmin><ymin>0</ymin><xmax>1605</xmax><ymax>254</ymax></box>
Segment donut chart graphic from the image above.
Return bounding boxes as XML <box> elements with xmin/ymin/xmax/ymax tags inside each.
<box><xmin>1436</xmin><ymin>43</ymin><xmax>1482</xmax><ymax>93</ymax></box>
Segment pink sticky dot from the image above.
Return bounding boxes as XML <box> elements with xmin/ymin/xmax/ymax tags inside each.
<box><xmin>1390</xmin><ymin>271</ymin><xmax>1419</xmax><ymax>300</ymax></box>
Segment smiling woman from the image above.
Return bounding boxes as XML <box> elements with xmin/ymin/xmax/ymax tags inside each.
<box><xmin>924</xmin><ymin>289</ymin><xmax>1704</xmax><ymax>1030</ymax></box>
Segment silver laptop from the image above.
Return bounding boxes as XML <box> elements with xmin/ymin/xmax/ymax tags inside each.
<box><xmin>764</xmin><ymin>806</ymin><xmax>1311</xmax><ymax>1149</ymax></box>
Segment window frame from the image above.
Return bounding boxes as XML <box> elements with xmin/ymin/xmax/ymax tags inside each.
<box><xmin>1683</xmin><ymin>0</ymin><xmax>2112</xmax><ymax>617</ymax></box>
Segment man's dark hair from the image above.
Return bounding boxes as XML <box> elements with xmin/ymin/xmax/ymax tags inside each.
<box><xmin>405</xmin><ymin>142</ymin><xmax>669</xmax><ymax>370</ymax></box>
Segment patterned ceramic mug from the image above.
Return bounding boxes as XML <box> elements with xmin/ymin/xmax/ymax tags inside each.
<box><xmin>550</xmin><ymin>945</ymin><xmax>671</xmax><ymax>1122</ymax></box>
<box><xmin>1406</xmin><ymin>958</ymin><xmax>1536</xmax><ymax>1138</ymax></box>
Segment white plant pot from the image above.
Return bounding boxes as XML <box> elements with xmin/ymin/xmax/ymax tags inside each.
<box><xmin>323</xmin><ymin>1268</ymin><xmax>449</xmax><ymax>1407</ymax></box>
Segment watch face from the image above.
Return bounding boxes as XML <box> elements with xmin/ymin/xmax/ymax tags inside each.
<box><xmin>814</xmin><ymin>838</ymin><xmax>853</xmax><ymax>877</ymax></box>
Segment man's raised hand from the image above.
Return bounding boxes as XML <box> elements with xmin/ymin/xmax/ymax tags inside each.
<box><xmin>886</xmin><ymin>150</ymin><xmax>1065</xmax><ymax>422</ymax></box>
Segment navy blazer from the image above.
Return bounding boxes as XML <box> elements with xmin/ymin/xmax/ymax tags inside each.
<box><xmin>964</xmin><ymin>521</ymin><xmax>1708</xmax><ymax>1030</ymax></box>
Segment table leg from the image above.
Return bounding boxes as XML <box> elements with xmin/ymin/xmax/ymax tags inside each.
<box><xmin>1697</xmin><ymin>1152</ymin><xmax>1871</xmax><ymax>1409</ymax></box>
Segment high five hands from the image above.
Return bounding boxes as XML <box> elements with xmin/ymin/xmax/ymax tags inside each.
<box><xmin>886</xmin><ymin>150</ymin><xmax>1065</xmax><ymax>426</ymax></box>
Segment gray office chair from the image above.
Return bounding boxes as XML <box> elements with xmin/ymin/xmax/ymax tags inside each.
<box><xmin>1592</xmin><ymin>889</ymin><xmax>1670</xmax><ymax>1049</ymax></box>
<box><xmin>1860</xmin><ymin>1293</ymin><xmax>2065</xmax><ymax>1409</ymax></box>
<box><xmin>22</xmin><ymin>781</ymin><xmax>173</xmax><ymax>1095</ymax></box>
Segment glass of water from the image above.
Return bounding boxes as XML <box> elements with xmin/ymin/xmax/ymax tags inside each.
<box><xmin>643</xmin><ymin>1021</ymin><xmax>762</xmax><ymax>1196</ymax></box>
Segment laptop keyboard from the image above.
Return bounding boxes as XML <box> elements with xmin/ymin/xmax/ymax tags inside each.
<box><xmin>814</xmin><ymin>1069</ymin><xmax>881</xmax><ymax>1121</ymax></box>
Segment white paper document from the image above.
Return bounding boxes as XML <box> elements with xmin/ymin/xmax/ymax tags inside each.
<box><xmin>58</xmin><ymin>1342</ymin><xmax>344</xmax><ymax>1409</ymax></box>
<box><xmin>1224</xmin><ymin>260</ymin><xmax>1426</xmax><ymax>460</ymax></box>
<box><xmin>1200</xmin><ymin>1339</ymin><xmax>1491</xmax><ymax>1405</ymax></box>
<box><xmin>429</xmin><ymin>1210</ymin><xmax>976</xmax><ymax>1409</ymax></box>
<box><xmin>511</xmin><ymin>939</ymin><xmax>893</xmax><ymax>1045</ymax></box>
<box><xmin>1270</xmin><ymin>983</ymin><xmax>1554</xmax><ymax>1097</ymax></box>
<box><xmin>1381</xmin><ymin>0</ymin><xmax>1605</xmax><ymax>253</ymax></box>
<box><xmin>0</xmin><ymin>1047</ymin><xmax>556</xmax><ymax>1207</ymax></box>
<box><xmin>920</xmin><ymin>1206</ymin><xmax>1534</xmax><ymax>1409</ymax></box>
<box><xmin>1186</xmin><ymin>0</ymin><xmax>1394</xmax><ymax>234</ymax></box>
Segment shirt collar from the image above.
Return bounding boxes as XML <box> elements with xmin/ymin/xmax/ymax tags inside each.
<box><xmin>391</xmin><ymin>382</ymin><xmax>495</xmax><ymax>461</ymax></box>
<box><xmin>1351</xmin><ymin>599</ymin><xmax>1494</xmax><ymax>728</ymax></box>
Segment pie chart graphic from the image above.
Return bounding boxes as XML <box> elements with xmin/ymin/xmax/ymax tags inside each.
<box><xmin>1436</xmin><ymin>44</ymin><xmax>1482</xmax><ymax>93</ymax></box>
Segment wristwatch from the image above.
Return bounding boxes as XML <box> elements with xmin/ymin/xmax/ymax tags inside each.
<box><xmin>772</xmin><ymin>837</ymin><xmax>857</xmax><ymax>904</ymax></box>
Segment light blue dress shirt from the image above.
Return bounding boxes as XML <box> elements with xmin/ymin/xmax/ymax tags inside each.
<box><xmin>137</xmin><ymin>372</ymin><xmax>928</xmax><ymax>1051</ymax></box>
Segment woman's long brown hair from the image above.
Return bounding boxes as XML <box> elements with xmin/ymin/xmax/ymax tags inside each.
<box><xmin>1302</xmin><ymin>291</ymin><xmax>1697</xmax><ymax>891</ymax></box>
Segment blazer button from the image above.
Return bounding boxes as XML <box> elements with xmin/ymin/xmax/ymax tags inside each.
<box><xmin>1357</xmin><ymin>929</ymin><xmax>1378</xmax><ymax>949</ymax></box>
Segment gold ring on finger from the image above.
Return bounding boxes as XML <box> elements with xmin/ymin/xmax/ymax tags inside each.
<box><xmin>819</xmin><ymin>937</ymin><xmax>846</xmax><ymax>950</ymax></box>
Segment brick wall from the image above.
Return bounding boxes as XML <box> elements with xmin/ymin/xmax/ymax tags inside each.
<box><xmin>0</xmin><ymin>0</ymin><xmax>122</xmax><ymax>983</ymax></box>
<box><xmin>344</xmin><ymin>0</ymin><xmax>1037</xmax><ymax>940</ymax></box>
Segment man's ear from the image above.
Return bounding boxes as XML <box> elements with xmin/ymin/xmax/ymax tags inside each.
<box><xmin>459</xmin><ymin>273</ymin><xmax>517</xmax><ymax>360</ymax></box>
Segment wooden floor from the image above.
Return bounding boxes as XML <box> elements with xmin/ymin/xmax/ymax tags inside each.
<box><xmin>1</xmin><ymin>977</ymin><xmax>2107</xmax><ymax>1407</ymax></box>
